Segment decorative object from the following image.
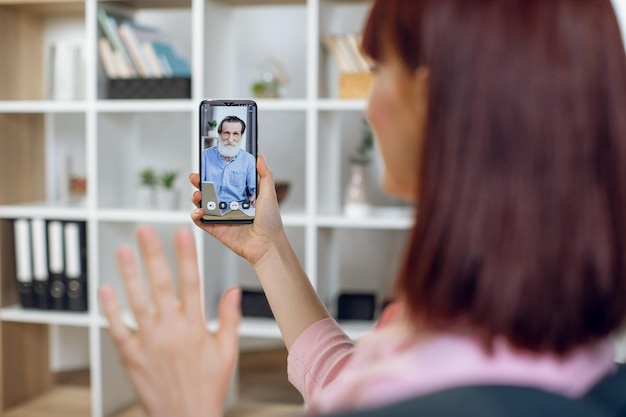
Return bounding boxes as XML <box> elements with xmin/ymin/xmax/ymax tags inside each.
<box><xmin>274</xmin><ymin>180</ymin><xmax>291</xmax><ymax>205</ymax></box>
<box><xmin>251</xmin><ymin>58</ymin><xmax>290</xmax><ymax>99</ymax></box>
<box><xmin>137</xmin><ymin>167</ymin><xmax>157</xmax><ymax>208</ymax></box>
<box><xmin>156</xmin><ymin>170</ymin><xmax>179</xmax><ymax>210</ymax></box>
<box><xmin>336</xmin><ymin>292</ymin><xmax>376</xmax><ymax>321</ymax></box>
<box><xmin>69</xmin><ymin>175</ymin><xmax>87</xmax><ymax>206</ymax></box>
<box><xmin>339</xmin><ymin>72</ymin><xmax>374</xmax><ymax>99</ymax></box>
<box><xmin>108</xmin><ymin>77</ymin><xmax>192</xmax><ymax>99</ymax></box>
<box><xmin>344</xmin><ymin>119</ymin><xmax>374</xmax><ymax>216</ymax></box>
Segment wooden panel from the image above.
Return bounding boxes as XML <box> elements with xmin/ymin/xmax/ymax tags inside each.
<box><xmin>0</xmin><ymin>220</ymin><xmax>18</xmax><ymax>308</ymax></box>
<box><xmin>0</xmin><ymin>114</ymin><xmax>45</xmax><ymax>205</ymax></box>
<box><xmin>1</xmin><ymin>322</ymin><xmax>53</xmax><ymax>410</ymax></box>
<box><xmin>0</xmin><ymin>1</ymin><xmax>83</xmax><ymax>14</ymax></box>
<box><xmin>0</xmin><ymin>7</ymin><xmax>43</xmax><ymax>100</ymax></box>
<box><xmin>0</xmin><ymin>114</ymin><xmax>46</xmax><ymax>412</ymax></box>
<box><xmin>4</xmin><ymin>386</ymin><xmax>90</xmax><ymax>417</ymax></box>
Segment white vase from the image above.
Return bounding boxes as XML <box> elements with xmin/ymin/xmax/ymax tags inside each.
<box><xmin>136</xmin><ymin>186</ymin><xmax>156</xmax><ymax>209</ymax></box>
<box><xmin>344</xmin><ymin>161</ymin><xmax>371</xmax><ymax>217</ymax></box>
<box><xmin>156</xmin><ymin>188</ymin><xmax>179</xmax><ymax>210</ymax></box>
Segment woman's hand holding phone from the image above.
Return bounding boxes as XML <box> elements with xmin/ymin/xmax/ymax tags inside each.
<box><xmin>190</xmin><ymin>154</ymin><xmax>286</xmax><ymax>268</ymax></box>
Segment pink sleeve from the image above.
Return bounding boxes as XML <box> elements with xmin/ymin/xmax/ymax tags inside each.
<box><xmin>287</xmin><ymin>318</ymin><xmax>356</xmax><ymax>404</ymax></box>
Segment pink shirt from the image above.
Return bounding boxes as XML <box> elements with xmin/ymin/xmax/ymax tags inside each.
<box><xmin>288</xmin><ymin>318</ymin><xmax>616</xmax><ymax>414</ymax></box>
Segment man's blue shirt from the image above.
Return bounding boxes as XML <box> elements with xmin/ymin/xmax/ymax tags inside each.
<box><xmin>201</xmin><ymin>146</ymin><xmax>256</xmax><ymax>203</ymax></box>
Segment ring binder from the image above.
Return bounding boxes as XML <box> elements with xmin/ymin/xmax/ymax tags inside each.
<box><xmin>13</xmin><ymin>219</ymin><xmax>35</xmax><ymax>309</ymax></box>
<box><xmin>47</xmin><ymin>220</ymin><xmax>67</xmax><ymax>310</ymax></box>
<box><xmin>64</xmin><ymin>221</ymin><xmax>88</xmax><ymax>311</ymax></box>
<box><xmin>31</xmin><ymin>218</ymin><xmax>50</xmax><ymax>309</ymax></box>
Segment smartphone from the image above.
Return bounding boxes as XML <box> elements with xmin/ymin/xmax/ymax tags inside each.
<box><xmin>199</xmin><ymin>99</ymin><xmax>258</xmax><ymax>224</ymax></box>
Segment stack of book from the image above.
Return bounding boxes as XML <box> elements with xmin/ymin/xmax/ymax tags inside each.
<box><xmin>322</xmin><ymin>33</ymin><xmax>373</xmax><ymax>74</ymax></box>
<box><xmin>322</xmin><ymin>33</ymin><xmax>375</xmax><ymax>99</ymax></box>
<box><xmin>12</xmin><ymin>219</ymin><xmax>88</xmax><ymax>312</ymax></box>
<box><xmin>97</xmin><ymin>8</ymin><xmax>192</xmax><ymax>98</ymax></box>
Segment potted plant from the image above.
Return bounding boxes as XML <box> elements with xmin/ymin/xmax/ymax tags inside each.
<box><xmin>156</xmin><ymin>170</ymin><xmax>179</xmax><ymax>210</ymax></box>
<box><xmin>136</xmin><ymin>167</ymin><xmax>157</xmax><ymax>208</ymax></box>
<box><xmin>203</xmin><ymin>119</ymin><xmax>218</xmax><ymax>148</ymax></box>
<box><xmin>344</xmin><ymin>119</ymin><xmax>374</xmax><ymax>216</ymax></box>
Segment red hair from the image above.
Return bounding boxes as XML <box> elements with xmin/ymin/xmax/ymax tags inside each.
<box><xmin>363</xmin><ymin>0</ymin><xmax>626</xmax><ymax>354</ymax></box>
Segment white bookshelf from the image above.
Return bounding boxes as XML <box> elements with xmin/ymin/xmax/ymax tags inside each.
<box><xmin>0</xmin><ymin>0</ymin><xmax>417</xmax><ymax>415</ymax></box>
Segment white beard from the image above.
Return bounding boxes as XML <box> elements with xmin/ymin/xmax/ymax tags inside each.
<box><xmin>218</xmin><ymin>141</ymin><xmax>240</xmax><ymax>159</ymax></box>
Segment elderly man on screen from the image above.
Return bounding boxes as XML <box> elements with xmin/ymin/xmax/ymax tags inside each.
<box><xmin>201</xmin><ymin>115</ymin><xmax>256</xmax><ymax>206</ymax></box>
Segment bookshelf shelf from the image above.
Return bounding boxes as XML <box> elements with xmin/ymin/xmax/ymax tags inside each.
<box><xmin>0</xmin><ymin>305</ymin><xmax>91</xmax><ymax>327</ymax></box>
<box><xmin>0</xmin><ymin>205</ymin><xmax>89</xmax><ymax>220</ymax></box>
<box><xmin>0</xmin><ymin>102</ymin><xmax>88</xmax><ymax>113</ymax></box>
<box><xmin>95</xmin><ymin>99</ymin><xmax>194</xmax><ymax>112</ymax></box>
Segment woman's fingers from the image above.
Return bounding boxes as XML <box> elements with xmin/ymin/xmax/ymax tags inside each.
<box><xmin>116</xmin><ymin>245</ymin><xmax>153</xmax><ymax>329</ymax></box>
<box><xmin>174</xmin><ymin>228</ymin><xmax>204</xmax><ymax>322</ymax></box>
<box><xmin>189</xmin><ymin>172</ymin><xmax>200</xmax><ymax>189</ymax></box>
<box><xmin>257</xmin><ymin>154</ymin><xmax>276</xmax><ymax>196</ymax></box>
<box><xmin>136</xmin><ymin>225</ymin><xmax>177</xmax><ymax>313</ymax></box>
<box><xmin>215</xmin><ymin>286</ymin><xmax>242</xmax><ymax>355</ymax></box>
<box><xmin>99</xmin><ymin>284</ymin><xmax>139</xmax><ymax>360</ymax></box>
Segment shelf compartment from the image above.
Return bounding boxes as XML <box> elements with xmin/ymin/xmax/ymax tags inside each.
<box><xmin>258</xmin><ymin>110</ymin><xmax>307</xmax><ymax>213</ymax></box>
<box><xmin>317</xmin><ymin>110</ymin><xmax>409</xmax><ymax>215</ymax></box>
<box><xmin>1</xmin><ymin>321</ymin><xmax>91</xmax><ymax>416</ymax></box>
<box><xmin>318</xmin><ymin>0</ymin><xmax>373</xmax><ymax>99</ymax></box>
<box><xmin>97</xmin><ymin>111</ymin><xmax>192</xmax><ymax>211</ymax></box>
<box><xmin>203</xmin><ymin>1</ymin><xmax>307</xmax><ymax>99</ymax></box>
<box><xmin>316</xmin><ymin>227</ymin><xmax>407</xmax><ymax>319</ymax></box>
<box><xmin>0</xmin><ymin>3</ymin><xmax>85</xmax><ymax>101</ymax></box>
<box><xmin>96</xmin><ymin>4</ymin><xmax>193</xmax><ymax>101</ymax></box>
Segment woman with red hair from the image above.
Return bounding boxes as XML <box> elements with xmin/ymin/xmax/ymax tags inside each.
<box><xmin>100</xmin><ymin>1</ymin><xmax>626</xmax><ymax>416</ymax></box>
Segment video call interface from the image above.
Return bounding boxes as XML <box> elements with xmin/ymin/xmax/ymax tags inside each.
<box><xmin>200</xmin><ymin>102</ymin><xmax>258</xmax><ymax>222</ymax></box>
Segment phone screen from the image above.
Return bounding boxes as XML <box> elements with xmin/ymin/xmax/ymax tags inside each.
<box><xmin>199</xmin><ymin>100</ymin><xmax>258</xmax><ymax>224</ymax></box>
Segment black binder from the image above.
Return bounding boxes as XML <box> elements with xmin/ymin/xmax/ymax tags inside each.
<box><xmin>13</xmin><ymin>219</ymin><xmax>35</xmax><ymax>308</ymax></box>
<box><xmin>47</xmin><ymin>220</ymin><xmax>67</xmax><ymax>310</ymax></box>
<box><xmin>31</xmin><ymin>218</ymin><xmax>50</xmax><ymax>309</ymax></box>
<box><xmin>64</xmin><ymin>221</ymin><xmax>88</xmax><ymax>311</ymax></box>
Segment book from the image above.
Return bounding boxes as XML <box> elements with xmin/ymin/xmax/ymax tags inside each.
<box><xmin>322</xmin><ymin>34</ymin><xmax>374</xmax><ymax>74</ymax></box>
<box><xmin>47</xmin><ymin>220</ymin><xmax>66</xmax><ymax>310</ymax></box>
<box><xmin>118</xmin><ymin>21</ymin><xmax>153</xmax><ymax>77</ymax></box>
<box><xmin>97</xmin><ymin>9</ymin><xmax>137</xmax><ymax>77</ymax></box>
<box><xmin>98</xmin><ymin>38</ymin><xmax>120</xmax><ymax>78</ymax></box>
<box><xmin>151</xmin><ymin>41</ymin><xmax>191</xmax><ymax>77</ymax></box>
<box><xmin>142</xmin><ymin>43</ymin><xmax>164</xmax><ymax>78</ymax></box>
<box><xmin>49</xmin><ymin>41</ymin><xmax>84</xmax><ymax>100</ymax></box>
<box><xmin>30</xmin><ymin>218</ymin><xmax>50</xmax><ymax>309</ymax></box>
<box><xmin>13</xmin><ymin>219</ymin><xmax>35</xmax><ymax>308</ymax></box>
<box><xmin>346</xmin><ymin>33</ymin><xmax>372</xmax><ymax>73</ymax></box>
<box><xmin>64</xmin><ymin>221</ymin><xmax>88</xmax><ymax>312</ymax></box>
<box><xmin>335</xmin><ymin>34</ymin><xmax>363</xmax><ymax>73</ymax></box>
<box><xmin>322</xmin><ymin>35</ymin><xmax>353</xmax><ymax>73</ymax></box>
